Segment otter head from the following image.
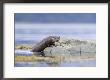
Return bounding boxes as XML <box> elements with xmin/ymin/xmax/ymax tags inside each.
<box><xmin>51</xmin><ymin>36</ymin><xmax>60</xmax><ymax>42</ymax></box>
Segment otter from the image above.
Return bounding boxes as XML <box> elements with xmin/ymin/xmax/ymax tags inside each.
<box><xmin>31</xmin><ymin>36</ymin><xmax>60</xmax><ymax>56</ymax></box>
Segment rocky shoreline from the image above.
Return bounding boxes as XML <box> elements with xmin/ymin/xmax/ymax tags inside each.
<box><xmin>15</xmin><ymin>38</ymin><xmax>96</xmax><ymax>66</ymax></box>
<box><xmin>15</xmin><ymin>38</ymin><xmax>96</xmax><ymax>57</ymax></box>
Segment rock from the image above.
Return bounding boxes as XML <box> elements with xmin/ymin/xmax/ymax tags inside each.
<box><xmin>44</xmin><ymin>38</ymin><xmax>96</xmax><ymax>57</ymax></box>
<box><xmin>44</xmin><ymin>46</ymin><xmax>70</xmax><ymax>57</ymax></box>
<box><xmin>67</xmin><ymin>46</ymin><xmax>81</xmax><ymax>56</ymax></box>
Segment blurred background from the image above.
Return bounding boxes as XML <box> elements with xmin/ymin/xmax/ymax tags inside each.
<box><xmin>15</xmin><ymin>13</ymin><xmax>96</xmax><ymax>45</ymax></box>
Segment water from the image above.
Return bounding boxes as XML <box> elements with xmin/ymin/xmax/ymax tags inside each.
<box><xmin>15</xmin><ymin>23</ymin><xmax>96</xmax><ymax>44</ymax></box>
<box><xmin>15</xmin><ymin>50</ymin><xmax>96</xmax><ymax>67</ymax></box>
<box><xmin>15</xmin><ymin>59</ymin><xmax>96</xmax><ymax>67</ymax></box>
<box><xmin>15</xmin><ymin>50</ymin><xmax>33</xmax><ymax>56</ymax></box>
